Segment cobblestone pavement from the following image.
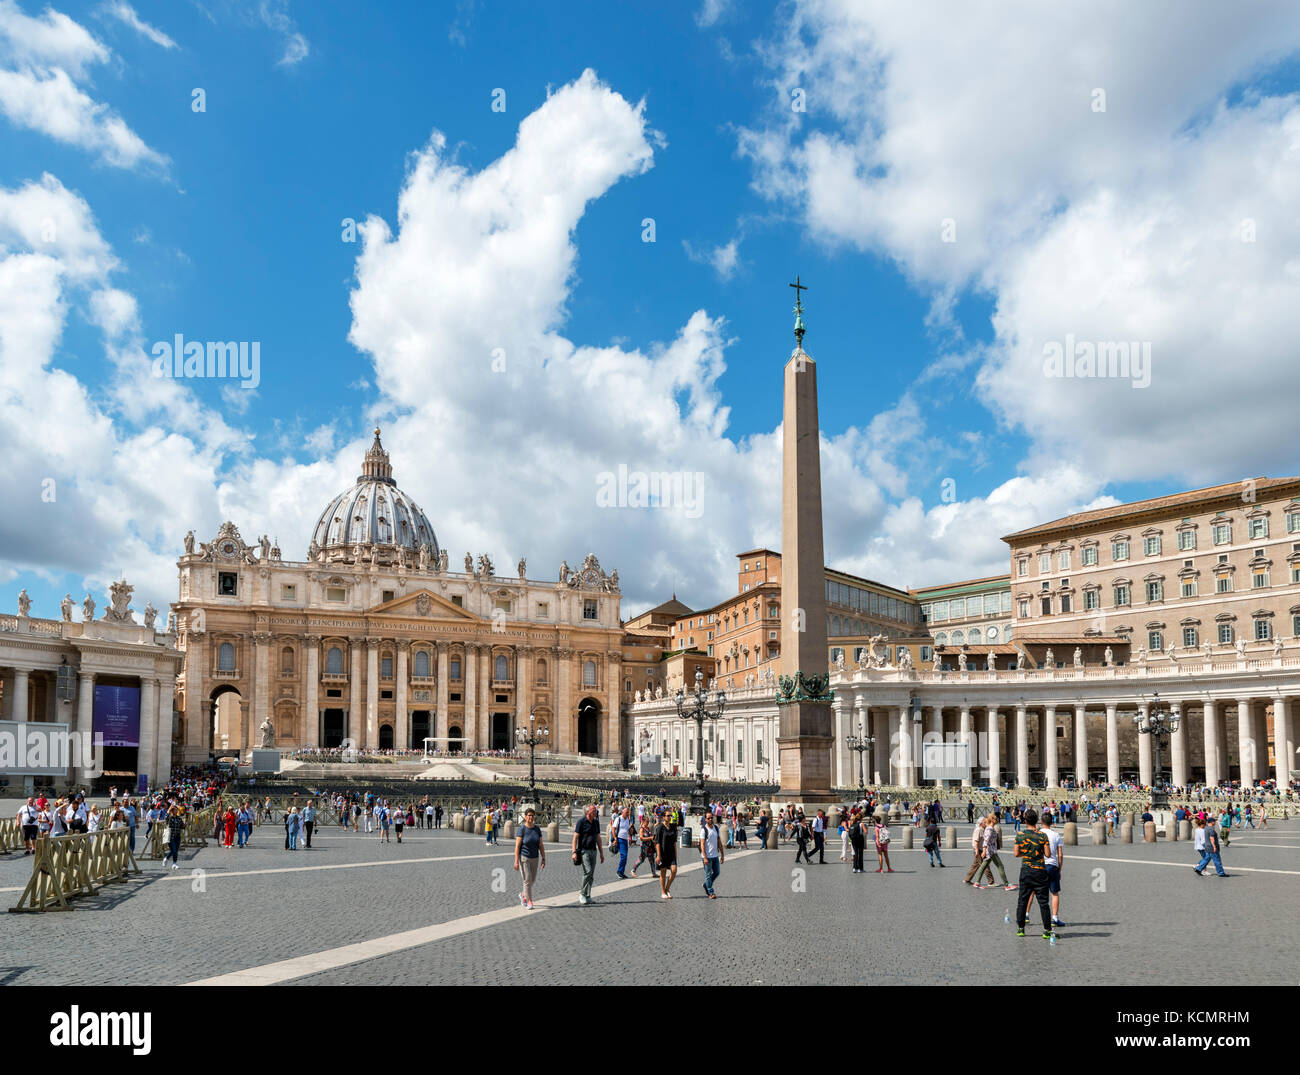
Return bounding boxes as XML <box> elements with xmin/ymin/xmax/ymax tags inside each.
<box><xmin>3</xmin><ymin>815</ymin><xmax>1297</xmax><ymax>986</ymax></box>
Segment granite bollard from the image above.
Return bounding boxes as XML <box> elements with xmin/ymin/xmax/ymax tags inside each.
<box><xmin>1062</xmin><ymin>822</ymin><xmax>1077</xmax><ymax>846</ymax></box>
<box><xmin>1120</xmin><ymin>821</ymin><xmax>1133</xmax><ymax>843</ymax></box>
<box><xmin>1091</xmin><ymin>821</ymin><xmax>1106</xmax><ymax>844</ymax></box>
<box><xmin>944</xmin><ymin>825</ymin><xmax>957</xmax><ymax>849</ymax></box>
<box><xmin>1143</xmin><ymin>821</ymin><xmax>1156</xmax><ymax>843</ymax></box>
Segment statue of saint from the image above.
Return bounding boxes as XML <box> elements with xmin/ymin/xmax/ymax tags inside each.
<box><xmin>1073</xmin><ymin>647</ymin><xmax>1083</xmax><ymax>668</ymax></box>
<box><xmin>61</xmin><ymin>594</ymin><xmax>74</xmax><ymax>622</ymax></box>
<box><xmin>259</xmin><ymin>717</ymin><xmax>276</xmax><ymax>748</ymax></box>
<box><xmin>17</xmin><ymin>589</ymin><xmax>30</xmax><ymax>616</ymax></box>
<box><xmin>82</xmin><ymin>594</ymin><xmax>96</xmax><ymax>622</ymax></box>
<box><xmin>143</xmin><ymin>603</ymin><xmax>158</xmax><ymax>629</ymax></box>
<box><xmin>1104</xmin><ymin>646</ymin><xmax>1114</xmax><ymax>667</ymax></box>
<box><xmin>184</xmin><ymin>530</ymin><xmax>195</xmax><ymax>554</ymax></box>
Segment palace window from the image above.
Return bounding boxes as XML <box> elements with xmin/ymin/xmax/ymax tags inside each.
<box><xmin>326</xmin><ymin>586</ymin><xmax>346</xmax><ymax>602</ymax></box>
<box><xmin>325</xmin><ymin>646</ymin><xmax>343</xmax><ymax>674</ymax></box>
<box><xmin>1084</xmin><ymin>590</ymin><xmax>1100</xmax><ymax>610</ymax></box>
<box><xmin>1144</xmin><ymin>536</ymin><xmax>1162</xmax><ymax>556</ymax></box>
<box><xmin>1058</xmin><ymin>550</ymin><xmax>1071</xmax><ymax>570</ymax></box>
<box><xmin>413</xmin><ymin>650</ymin><xmax>430</xmax><ymax>678</ymax></box>
<box><xmin>1113</xmin><ymin>585</ymin><xmax>1130</xmax><ymax>606</ymax></box>
<box><xmin>1018</xmin><ymin>599</ymin><xmax>1029</xmax><ymax>618</ymax></box>
<box><xmin>1181</xmin><ymin>580</ymin><xmax>1197</xmax><ymax>598</ymax></box>
<box><xmin>583</xmin><ymin>599</ymin><xmax>598</xmax><ymax>620</ymax></box>
<box><xmin>1112</xmin><ymin>540</ymin><xmax>1130</xmax><ymax>561</ymax></box>
<box><xmin>934</xmin><ymin>632</ymin><xmax>948</xmax><ymax>645</ymax></box>
<box><xmin>1212</xmin><ymin>522</ymin><xmax>1231</xmax><ymax>545</ymax></box>
<box><xmin>583</xmin><ymin>660</ymin><xmax>597</xmax><ymax>686</ymax></box>
<box><xmin>1039</xmin><ymin>553</ymin><xmax>1051</xmax><ymax>573</ymax></box>
<box><xmin>920</xmin><ymin>645</ymin><xmax>933</xmax><ymax>661</ymax></box>
<box><xmin>968</xmin><ymin>628</ymin><xmax>982</xmax><ymax>644</ymax></box>
<box><xmin>1217</xmin><ymin>576</ymin><xmax>1232</xmax><ymax>593</ymax></box>
<box><xmin>382</xmin><ymin>589</ymin><xmax>395</xmax><ymax>604</ymax></box>
<box><xmin>1183</xmin><ymin>627</ymin><xmax>1198</xmax><ymax>648</ymax></box>
<box><xmin>1255</xmin><ymin>618</ymin><xmax>1272</xmax><ymax>641</ymax></box>
<box><xmin>951</xmin><ymin>598</ymin><xmax>966</xmax><ymax>617</ymax></box>
<box><xmin>1145</xmin><ymin>580</ymin><xmax>1163</xmax><ymax>602</ymax></box>
<box><xmin>1060</xmin><ymin>595</ymin><xmax>1072</xmax><ymax>614</ymax></box>
<box><xmin>495</xmin><ymin>655</ymin><xmax>509</xmax><ymax>681</ymax></box>
<box><xmin>1218</xmin><ymin>624</ymin><xmax>1234</xmax><ymax>644</ymax></box>
<box><xmin>1248</xmin><ymin>517</ymin><xmax>1269</xmax><ymax>540</ymax></box>
<box><xmin>536</xmin><ymin>658</ymin><xmax>548</xmax><ymax>684</ymax></box>
<box><xmin>1176</xmin><ymin>531</ymin><xmax>1194</xmax><ymax>552</ymax></box>
<box><xmin>381</xmin><ymin>655</ymin><xmax>393</xmax><ymax>679</ymax></box>
<box><xmin>1041</xmin><ymin>597</ymin><xmax>1052</xmax><ymax>615</ymax></box>
<box><xmin>450</xmin><ymin>658</ymin><xmax>461</xmax><ymax>680</ymax></box>
<box><xmin>218</xmin><ymin>642</ymin><xmax>236</xmax><ymax>672</ymax></box>
<box><xmin>1292</xmin><ymin>565</ymin><xmax>1300</xmax><ymax>584</ymax></box>
<box><xmin>451</xmin><ymin>595</ymin><xmax>463</xmax><ymax>607</ymax></box>
<box><xmin>951</xmin><ymin>630</ymin><xmax>965</xmax><ymax>645</ymax></box>
<box><xmin>1288</xmin><ymin>510</ymin><xmax>1300</xmax><ymax>533</ymax></box>
<box><xmin>1293</xmin><ymin>614</ymin><xmax>1300</xmax><ymax>637</ymax></box>
<box><xmin>536</xmin><ymin>602</ymin><xmax>549</xmax><ymax>618</ymax></box>
<box><xmin>1017</xmin><ymin>559</ymin><xmax>1028</xmax><ymax>577</ymax></box>
<box><xmin>1148</xmin><ymin>631</ymin><xmax>1163</xmax><ymax>650</ymax></box>
<box><xmin>1082</xmin><ymin>546</ymin><xmax>1098</xmax><ymax>566</ymax></box>
<box><xmin>1253</xmin><ymin>571</ymin><xmax>1270</xmax><ymax>589</ymax></box>
<box><xmin>218</xmin><ymin>572</ymin><xmax>239</xmax><ymax>596</ymax></box>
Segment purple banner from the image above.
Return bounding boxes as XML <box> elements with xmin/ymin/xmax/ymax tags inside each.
<box><xmin>93</xmin><ymin>685</ymin><xmax>141</xmax><ymax>748</ymax></box>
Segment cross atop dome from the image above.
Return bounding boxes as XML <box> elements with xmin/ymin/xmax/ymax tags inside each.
<box><xmin>359</xmin><ymin>425</ymin><xmax>395</xmax><ymax>485</ymax></box>
<box><xmin>790</xmin><ymin>274</ymin><xmax>808</xmax><ymax>348</ymax></box>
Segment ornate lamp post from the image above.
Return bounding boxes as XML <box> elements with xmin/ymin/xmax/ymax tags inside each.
<box><xmin>1133</xmin><ymin>691</ymin><xmax>1179</xmax><ymax>810</ymax></box>
<box><xmin>675</xmin><ymin>668</ymin><xmax>727</xmax><ymax>816</ymax></box>
<box><xmin>515</xmin><ymin>707</ymin><xmax>549</xmax><ymax>801</ymax></box>
<box><xmin>845</xmin><ymin>715</ymin><xmax>875</xmax><ymax>794</ymax></box>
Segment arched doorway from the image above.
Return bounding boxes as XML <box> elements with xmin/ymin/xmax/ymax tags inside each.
<box><xmin>578</xmin><ymin>698</ymin><xmax>601</xmax><ymax>755</ymax></box>
<box><xmin>448</xmin><ymin>725</ymin><xmax>462</xmax><ymax>753</ymax></box>
<box><xmin>410</xmin><ymin>710</ymin><xmax>430</xmax><ymax>750</ymax></box>
<box><xmin>209</xmin><ymin>685</ymin><xmax>242</xmax><ymax>755</ymax></box>
<box><xmin>379</xmin><ymin>724</ymin><xmax>394</xmax><ymax>750</ymax></box>
<box><xmin>321</xmin><ymin>709</ymin><xmax>345</xmax><ymax>748</ymax></box>
<box><xmin>491</xmin><ymin>712</ymin><xmax>511</xmax><ymax>751</ymax></box>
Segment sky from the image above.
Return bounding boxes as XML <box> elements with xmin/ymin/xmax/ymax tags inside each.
<box><xmin>2</xmin><ymin>0</ymin><xmax>1299</xmax><ymax>623</ymax></box>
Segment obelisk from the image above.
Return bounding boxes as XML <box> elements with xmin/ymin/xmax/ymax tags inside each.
<box><xmin>775</xmin><ymin>277</ymin><xmax>834</xmax><ymax>803</ymax></box>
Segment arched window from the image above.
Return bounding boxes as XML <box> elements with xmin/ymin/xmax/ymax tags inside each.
<box><xmin>326</xmin><ymin>646</ymin><xmax>343</xmax><ymax>674</ymax></box>
<box><xmin>536</xmin><ymin>658</ymin><xmax>548</xmax><ymax>684</ymax></box>
<box><xmin>934</xmin><ymin>632</ymin><xmax>947</xmax><ymax>645</ymax></box>
<box><xmin>494</xmin><ymin>654</ymin><xmax>509</xmax><ymax>682</ymax></box>
<box><xmin>583</xmin><ymin>659</ymin><xmax>597</xmax><ymax>686</ymax></box>
<box><xmin>969</xmin><ymin>627</ymin><xmax>982</xmax><ymax>644</ymax></box>
<box><xmin>832</xmin><ymin>615</ymin><xmax>842</xmax><ymax>635</ymax></box>
<box><xmin>281</xmin><ymin>647</ymin><xmax>294</xmax><ymax>675</ymax></box>
<box><xmin>986</xmin><ymin>626</ymin><xmax>999</xmax><ymax>643</ymax></box>
<box><xmin>413</xmin><ymin>650</ymin><xmax>430</xmax><ymax>678</ymax></box>
<box><xmin>218</xmin><ymin>642</ymin><xmax>235</xmax><ymax>671</ymax></box>
<box><xmin>951</xmin><ymin>630</ymin><xmax>965</xmax><ymax>645</ymax></box>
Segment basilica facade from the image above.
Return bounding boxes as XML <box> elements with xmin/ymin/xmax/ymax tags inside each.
<box><xmin>172</xmin><ymin>431</ymin><xmax>626</xmax><ymax>762</ymax></box>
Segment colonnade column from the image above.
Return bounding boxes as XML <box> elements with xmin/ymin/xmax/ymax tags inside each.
<box><xmin>1276</xmin><ymin>697</ymin><xmax>1293</xmax><ymax>788</ymax></box>
<box><xmin>1203</xmin><ymin>699</ymin><xmax>1220</xmax><ymax>787</ymax></box>
<box><xmin>1105</xmin><ymin>702</ymin><xmax>1120</xmax><ymax>786</ymax></box>
<box><xmin>887</xmin><ymin>707</ymin><xmax>900</xmax><ymax>786</ymax></box>
<box><xmin>304</xmin><ymin>637</ymin><xmax>320</xmax><ymax>747</ymax></box>
<box><xmin>395</xmin><ymin>642</ymin><xmax>409</xmax><ymax>751</ymax></box>
<box><xmin>959</xmin><ymin>705</ymin><xmax>972</xmax><ymax>787</ymax></box>
<box><xmin>1015</xmin><ymin>704</ymin><xmax>1029</xmax><ymax>788</ymax></box>
<box><xmin>1237</xmin><ymin>697</ymin><xmax>1256</xmax><ymax>786</ymax></box>
<box><xmin>348</xmin><ymin>638</ymin><xmax>364</xmax><ymax>749</ymax></box>
<box><xmin>1170</xmin><ymin>701</ymin><xmax>1187</xmax><ymax>788</ymax></box>
<box><xmin>987</xmin><ymin>708</ymin><xmax>1001</xmax><ymax>787</ymax></box>
<box><xmin>76</xmin><ymin>671</ymin><xmax>95</xmax><ymax>784</ymax></box>
<box><xmin>138</xmin><ymin>674</ymin><xmax>158</xmax><ymax>790</ymax></box>
<box><xmin>1043</xmin><ymin>704</ymin><xmax>1058</xmax><ymax>789</ymax></box>
<box><xmin>1074</xmin><ymin>703</ymin><xmax>1088</xmax><ymax>785</ymax></box>
<box><xmin>870</xmin><ymin>708</ymin><xmax>884</xmax><ymax>785</ymax></box>
<box><xmin>11</xmin><ymin>667</ymin><xmax>29</xmax><ymax>722</ymax></box>
<box><xmin>929</xmin><ymin>705</ymin><xmax>943</xmax><ymax>787</ymax></box>
<box><xmin>1137</xmin><ymin>704</ymin><xmax>1153</xmax><ymax>787</ymax></box>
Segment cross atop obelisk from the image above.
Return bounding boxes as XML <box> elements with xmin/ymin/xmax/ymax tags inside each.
<box><xmin>774</xmin><ymin>274</ymin><xmax>833</xmax><ymax>804</ymax></box>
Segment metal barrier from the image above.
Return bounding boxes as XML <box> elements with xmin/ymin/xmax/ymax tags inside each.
<box><xmin>9</xmin><ymin>829</ymin><xmax>141</xmax><ymax>913</ymax></box>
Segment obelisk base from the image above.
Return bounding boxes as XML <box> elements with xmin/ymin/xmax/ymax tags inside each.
<box><xmin>774</xmin><ymin>699</ymin><xmax>834</xmax><ymax>801</ymax></box>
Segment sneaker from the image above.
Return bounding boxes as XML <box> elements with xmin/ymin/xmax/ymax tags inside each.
<box><xmin>1016</xmin><ymin>928</ymin><xmax>1025</xmax><ymax>937</ymax></box>
<box><xmin>526</xmin><ymin>899</ymin><xmax>535</xmax><ymax>909</ymax></box>
<box><xmin>519</xmin><ymin>894</ymin><xmax>527</xmax><ymax>907</ymax></box>
<box><xmin>578</xmin><ymin>896</ymin><xmax>588</xmax><ymax>905</ymax></box>
<box><xmin>1052</xmin><ymin>917</ymin><xmax>1064</xmax><ymax>926</ymax></box>
<box><xmin>660</xmin><ymin>892</ymin><xmax>669</xmax><ymax>899</ymax></box>
<box><xmin>1041</xmin><ymin>932</ymin><xmax>1053</xmax><ymax>940</ymax></box>
<box><xmin>973</xmin><ymin>883</ymin><xmax>985</xmax><ymax>889</ymax></box>
<box><xmin>1004</xmin><ymin>884</ymin><xmax>1018</xmax><ymax>890</ymax></box>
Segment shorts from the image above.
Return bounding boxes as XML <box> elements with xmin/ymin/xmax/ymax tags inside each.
<box><xmin>22</xmin><ymin>825</ymin><xmax>38</xmax><ymax>840</ymax></box>
<box><xmin>1045</xmin><ymin>864</ymin><xmax>1061</xmax><ymax>894</ymax></box>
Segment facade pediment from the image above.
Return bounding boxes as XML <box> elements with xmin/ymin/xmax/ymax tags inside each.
<box><xmin>371</xmin><ymin>589</ymin><xmax>481</xmax><ymax>621</ymax></box>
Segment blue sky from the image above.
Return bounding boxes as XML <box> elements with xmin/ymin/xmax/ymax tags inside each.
<box><xmin>2</xmin><ymin>0</ymin><xmax>1299</xmax><ymax>620</ymax></box>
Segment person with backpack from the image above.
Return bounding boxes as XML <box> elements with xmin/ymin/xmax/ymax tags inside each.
<box><xmin>873</xmin><ymin>815</ymin><xmax>893</xmax><ymax>872</ymax></box>
<box><xmin>793</xmin><ymin>815</ymin><xmax>813</xmax><ymax>864</ymax></box>
<box><xmin>514</xmin><ymin>806</ymin><xmax>546</xmax><ymax>909</ymax></box>
<box><xmin>700</xmin><ymin>812</ymin><xmax>724</xmax><ymax>899</ymax></box>
<box><xmin>1012</xmin><ymin>808</ymin><xmax>1054</xmax><ymax>940</ymax></box>
<box><xmin>848</xmin><ymin>811</ymin><xmax>866</xmax><ymax>873</ymax></box>
<box><xmin>571</xmin><ymin>804</ymin><xmax>604</xmax><ymax>906</ymax></box>
<box><xmin>923</xmin><ymin>817</ymin><xmax>944</xmax><ymax>867</ymax></box>
<box><xmin>1193</xmin><ymin>817</ymin><xmax>1228</xmax><ymax>877</ymax></box>
<box><xmin>631</xmin><ymin>814</ymin><xmax>658</xmax><ymax>878</ymax></box>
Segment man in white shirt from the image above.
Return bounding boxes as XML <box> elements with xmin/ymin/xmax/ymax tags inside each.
<box><xmin>1040</xmin><ymin>811</ymin><xmax>1065</xmax><ymax>927</ymax></box>
<box><xmin>699</xmin><ymin>812</ymin><xmax>724</xmax><ymax>898</ymax></box>
<box><xmin>811</xmin><ymin>809</ymin><xmax>827</xmax><ymax>864</ymax></box>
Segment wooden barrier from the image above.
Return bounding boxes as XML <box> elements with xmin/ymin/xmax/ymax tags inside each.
<box><xmin>0</xmin><ymin>817</ymin><xmax>23</xmax><ymax>854</ymax></box>
<box><xmin>9</xmin><ymin>829</ymin><xmax>140</xmax><ymax>913</ymax></box>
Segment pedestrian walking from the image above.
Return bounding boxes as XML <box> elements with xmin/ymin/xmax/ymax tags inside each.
<box><xmin>379</xmin><ymin>804</ymin><xmax>391</xmax><ymax>843</ymax></box>
<box><xmin>793</xmin><ymin>816</ymin><xmax>812</xmax><ymax>864</ymax></box>
<box><xmin>484</xmin><ymin>809</ymin><xmax>494</xmax><ymax>845</ymax></box>
<box><xmin>571</xmin><ymin>804</ymin><xmax>604</xmax><ymax>905</ymax></box>
<box><xmin>163</xmin><ymin>805</ymin><xmax>186</xmax><ymax>869</ymax></box>
<box><xmin>514</xmin><ymin>806</ymin><xmax>546</xmax><ymax>908</ymax></box>
<box><xmin>655</xmin><ymin>809</ymin><xmax>678</xmax><ymax>899</ymax></box>
<box><xmin>631</xmin><ymin>815</ymin><xmax>658</xmax><ymax>878</ymax></box>
<box><xmin>1039</xmin><ymin>810</ymin><xmax>1064</xmax><ymax>926</ymax></box>
<box><xmin>963</xmin><ymin>817</ymin><xmax>987</xmax><ymax>884</ymax></box>
<box><xmin>393</xmin><ymin>805</ymin><xmax>404</xmax><ymax>843</ymax></box>
<box><xmin>222</xmin><ymin>806</ymin><xmax>236</xmax><ymax>849</ymax></box>
<box><xmin>849</xmin><ymin>812</ymin><xmax>866</xmax><ymax>873</ymax></box>
<box><xmin>700</xmin><ymin>812</ymin><xmax>723</xmax><ymax>899</ymax></box>
<box><xmin>811</xmin><ymin>809</ymin><xmax>827</xmax><ymax>863</ymax></box>
<box><xmin>974</xmin><ymin>814</ymin><xmax>1013</xmax><ymax>890</ymax></box>
<box><xmin>613</xmin><ymin>806</ymin><xmax>633</xmax><ymax>879</ymax></box>
<box><xmin>873</xmin><ymin>816</ymin><xmax>893</xmax><ymax>872</ymax></box>
<box><xmin>284</xmin><ymin>807</ymin><xmax>301</xmax><ymax>851</ymax></box>
<box><xmin>1193</xmin><ymin>818</ymin><xmax>1227</xmax><ymax>876</ymax></box>
<box><xmin>1012</xmin><ymin>808</ymin><xmax>1054</xmax><ymax>939</ymax></box>
<box><xmin>924</xmin><ymin>818</ymin><xmax>944</xmax><ymax>867</ymax></box>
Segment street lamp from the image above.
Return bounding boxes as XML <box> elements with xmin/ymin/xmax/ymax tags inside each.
<box><xmin>845</xmin><ymin>714</ymin><xmax>875</xmax><ymax>794</ymax></box>
<box><xmin>675</xmin><ymin>668</ymin><xmax>727</xmax><ymax>816</ymax></box>
<box><xmin>515</xmin><ymin>707</ymin><xmax>548</xmax><ymax>801</ymax></box>
<box><xmin>1133</xmin><ymin>691</ymin><xmax>1180</xmax><ymax>809</ymax></box>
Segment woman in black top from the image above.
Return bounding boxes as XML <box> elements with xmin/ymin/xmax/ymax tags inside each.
<box><xmin>924</xmin><ymin>819</ymin><xmax>944</xmax><ymax>867</ymax></box>
<box><xmin>848</xmin><ymin>812</ymin><xmax>866</xmax><ymax>873</ymax></box>
<box><xmin>655</xmin><ymin>817</ymin><xmax>678</xmax><ymax>899</ymax></box>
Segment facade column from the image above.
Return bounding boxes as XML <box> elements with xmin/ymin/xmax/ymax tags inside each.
<box><xmin>464</xmin><ymin>644</ymin><xmax>478</xmax><ymax>752</ymax></box>
<box><xmin>348</xmin><ymin>638</ymin><xmax>364</xmax><ymax>748</ymax></box>
<box><xmin>76</xmin><ymin>671</ymin><xmax>95</xmax><ymax>784</ymax></box>
<box><xmin>1015</xmin><ymin>704</ymin><xmax>1029</xmax><ymax>788</ymax></box>
<box><xmin>515</xmin><ymin>645</ymin><xmax>531</xmax><ymax>735</ymax></box>
<box><xmin>304</xmin><ymin>637</ymin><xmax>320</xmax><ymax>747</ymax></box>
<box><xmin>477</xmin><ymin>644</ymin><xmax>491</xmax><ymax>750</ymax></box>
<box><xmin>435</xmin><ymin>643</ymin><xmax>449</xmax><ymax>741</ymax></box>
<box><xmin>886</xmin><ymin>707</ymin><xmax>900</xmax><ymax>785</ymax></box>
<box><xmin>155</xmin><ymin>676</ymin><xmax>175</xmax><ymax>782</ymax></box>
<box><xmin>1170</xmin><ymin>701</ymin><xmax>1188</xmax><ymax>788</ymax></box>
<box><xmin>185</xmin><ymin>631</ymin><xmax>205</xmax><ymax>756</ymax></box>
<box><xmin>1276</xmin><ymin>697</ymin><xmax>1293</xmax><ymax>789</ymax></box>
<box><xmin>605</xmin><ymin>650</ymin><xmax>621</xmax><ymax>761</ymax></box>
<box><xmin>395</xmin><ymin>642</ymin><xmax>409</xmax><ymax>751</ymax></box>
<box><xmin>1137</xmin><ymin>704</ymin><xmax>1153</xmax><ymax>787</ymax></box>
<box><xmin>1105</xmin><ymin>702</ymin><xmax>1120</xmax><ymax>785</ymax></box>
<box><xmin>987</xmin><ymin>707</ymin><xmax>1001</xmax><ymax>787</ymax></box>
<box><xmin>959</xmin><ymin>705</ymin><xmax>972</xmax><ymax>787</ymax></box>
<box><xmin>870</xmin><ymin>708</ymin><xmax>884</xmax><ymax>785</ymax></box>
<box><xmin>1044</xmin><ymin>704</ymin><xmax>1058</xmax><ymax>789</ymax></box>
<box><xmin>137</xmin><ymin>674</ymin><xmax>157</xmax><ymax>790</ymax></box>
<box><xmin>252</xmin><ymin>632</ymin><xmax>271</xmax><ymax>753</ymax></box>
<box><xmin>365</xmin><ymin>639</ymin><xmax>380</xmax><ymax>749</ymax></box>
<box><xmin>1255</xmin><ymin>707</ymin><xmax>1269</xmax><ymax>781</ymax></box>
<box><xmin>12</xmin><ymin>667</ymin><xmax>29</xmax><ymax>722</ymax></box>
<box><xmin>1236</xmin><ymin>697</ymin><xmax>1256</xmax><ymax>786</ymax></box>
<box><xmin>1074</xmin><ymin>703</ymin><xmax>1088</xmax><ymax>785</ymax></box>
<box><xmin>556</xmin><ymin>648</ymin><xmax>572</xmax><ymax>754</ymax></box>
<box><xmin>1217</xmin><ymin>707</ymin><xmax>1230</xmax><ymax>782</ymax></box>
<box><xmin>1202</xmin><ymin>699</ymin><xmax>1220</xmax><ymax>787</ymax></box>
<box><xmin>929</xmin><ymin>705</ymin><xmax>943</xmax><ymax>787</ymax></box>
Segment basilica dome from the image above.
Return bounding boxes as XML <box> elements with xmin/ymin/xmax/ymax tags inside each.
<box><xmin>309</xmin><ymin>429</ymin><xmax>438</xmax><ymax>558</ymax></box>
